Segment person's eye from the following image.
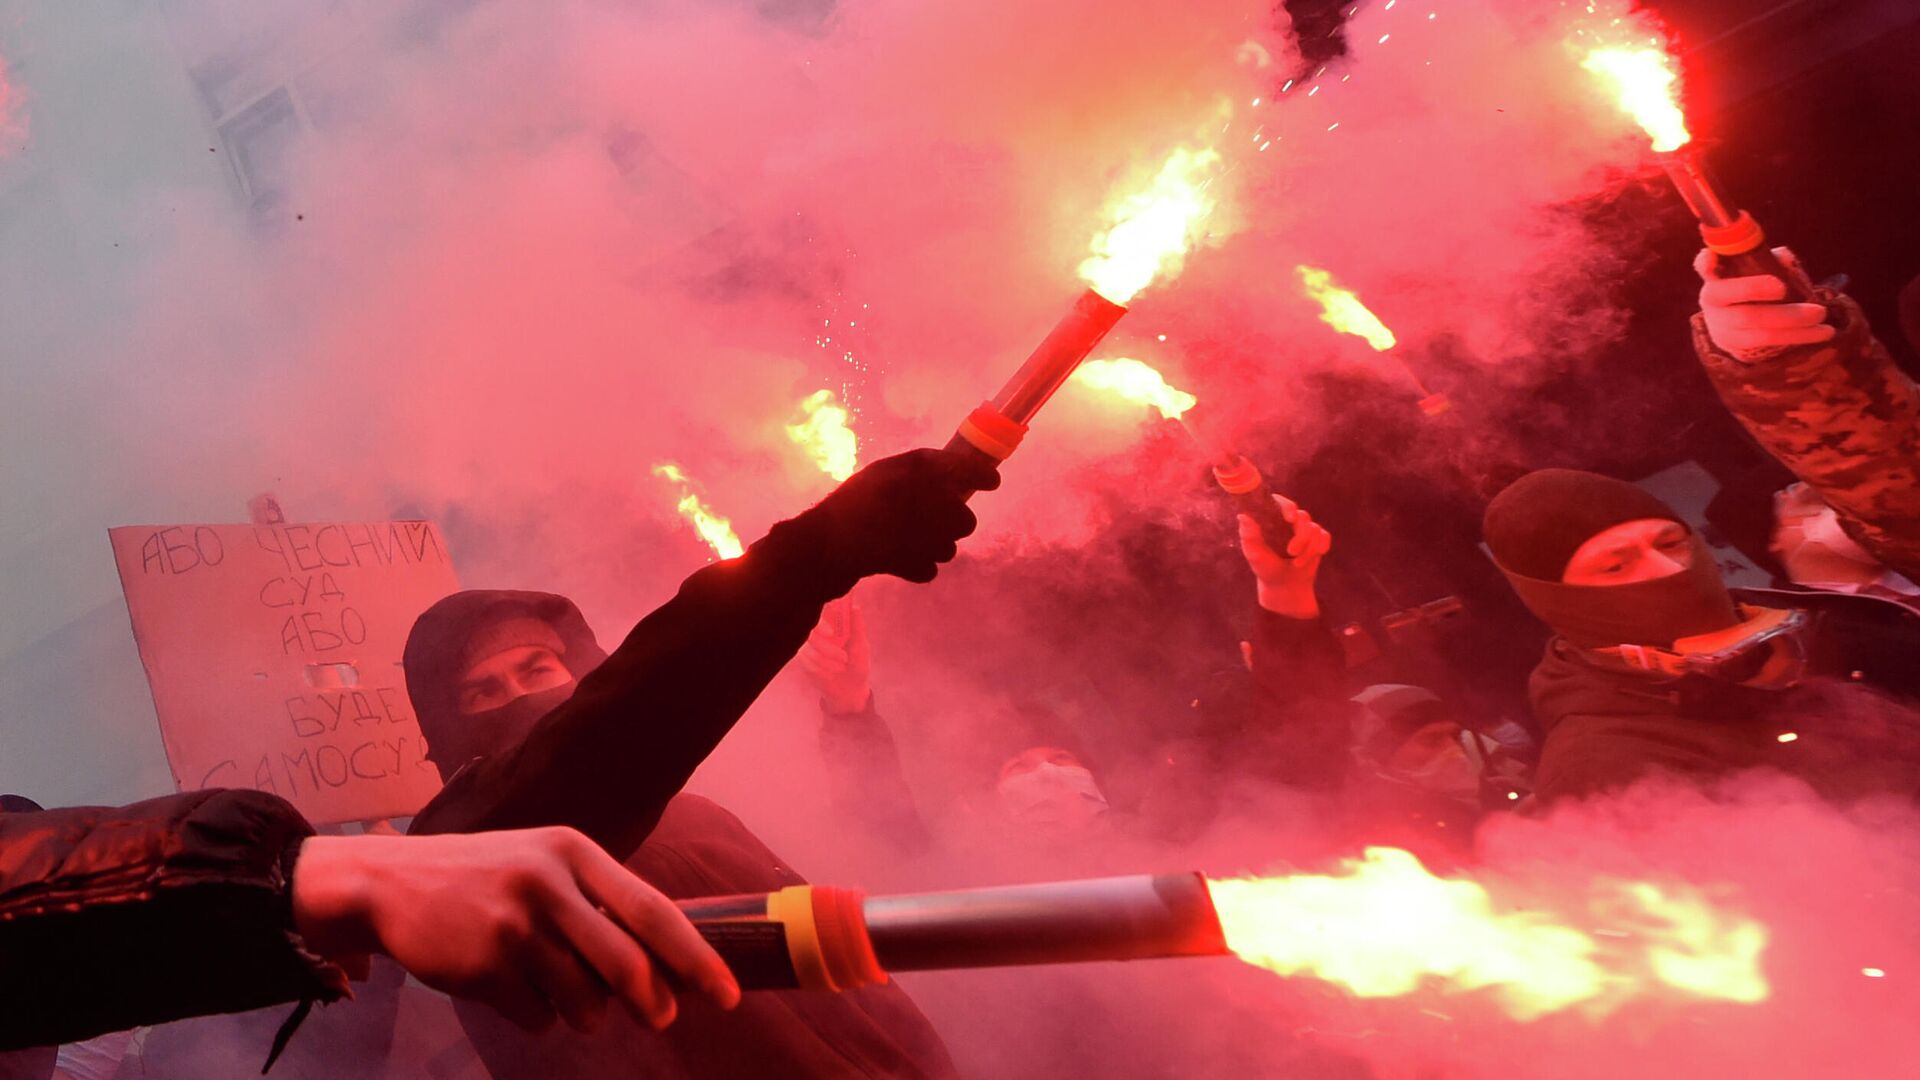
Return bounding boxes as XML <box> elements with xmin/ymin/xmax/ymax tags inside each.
<box><xmin>463</xmin><ymin>681</ymin><xmax>505</xmax><ymax>709</ymax></box>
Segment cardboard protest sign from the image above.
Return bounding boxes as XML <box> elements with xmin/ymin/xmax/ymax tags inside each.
<box><xmin>111</xmin><ymin>521</ymin><xmax>457</xmax><ymax>824</ymax></box>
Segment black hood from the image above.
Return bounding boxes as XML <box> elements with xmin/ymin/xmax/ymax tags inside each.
<box><xmin>403</xmin><ymin>590</ymin><xmax>610</xmax><ymax>779</ymax></box>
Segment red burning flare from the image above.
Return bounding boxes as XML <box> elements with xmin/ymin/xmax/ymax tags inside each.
<box><xmin>1583</xmin><ymin>44</ymin><xmax>1692</xmax><ymax>152</ymax></box>
<box><xmin>1210</xmin><ymin>847</ymin><xmax>1769</xmax><ymax>1018</ymax></box>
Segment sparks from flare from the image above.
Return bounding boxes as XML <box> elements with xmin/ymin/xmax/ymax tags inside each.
<box><xmin>787</xmin><ymin>389</ymin><xmax>859</xmax><ymax>481</ymax></box>
<box><xmin>1208</xmin><ymin>847</ymin><xmax>1769</xmax><ymax>1019</ymax></box>
<box><xmin>1071</xmin><ymin>358</ymin><xmax>1198</xmax><ymax>421</ymax></box>
<box><xmin>651</xmin><ymin>463</ymin><xmax>745</xmax><ymax>560</ymax></box>
<box><xmin>1078</xmin><ymin>145</ymin><xmax>1222</xmax><ymax>305</ymax></box>
<box><xmin>1582</xmin><ymin>45</ymin><xmax>1692</xmax><ymax>152</ymax></box>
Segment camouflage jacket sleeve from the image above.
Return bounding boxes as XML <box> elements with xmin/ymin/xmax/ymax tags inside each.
<box><xmin>1692</xmin><ymin>290</ymin><xmax>1920</xmax><ymax>579</ymax></box>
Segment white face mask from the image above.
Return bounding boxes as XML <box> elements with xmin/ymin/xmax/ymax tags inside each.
<box><xmin>997</xmin><ymin>763</ymin><xmax>1110</xmax><ymax>833</ymax></box>
<box><xmin>1394</xmin><ymin>741</ymin><xmax>1482</xmax><ymax>799</ymax></box>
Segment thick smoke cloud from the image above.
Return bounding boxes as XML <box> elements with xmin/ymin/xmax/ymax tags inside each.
<box><xmin>5</xmin><ymin>1</ymin><xmax>1919</xmax><ymax>1078</ymax></box>
<box><xmin>2</xmin><ymin>0</ymin><xmax>1673</xmax><ymax>640</ymax></box>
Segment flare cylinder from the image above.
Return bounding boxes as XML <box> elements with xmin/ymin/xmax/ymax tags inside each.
<box><xmin>1213</xmin><ymin>455</ymin><xmax>1296</xmax><ymax>552</ymax></box>
<box><xmin>1658</xmin><ymin>148</ymin><xmax>1813</xmax><ymax>301</ymax></box>
<box><xmin>677</xmin><ymin>873</ymin><xmax>1228</xmax><ymax>992</ymax></box>
<box><xmin>946</xmin><ymin>289</ymin><xmax>1130</xmax><ymax>476</ymax></box>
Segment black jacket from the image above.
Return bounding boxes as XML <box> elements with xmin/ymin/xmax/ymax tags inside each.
<box><xmin>0</xmin><ymin>789</ymin><xmax>348</xmax><ymax>1052</ymax></box>
<box><xmin>409</xmin><ymin>514</ymin><xmax>856</xmax><ymax>858</ymax></box>
<box><xmin>1531</xmin><ymin>587</ymin><xmax>1920</xmax><ymax>803</ymax></box>
<box><xmin>404</xmin><ymin>564</ymin><xmax>957</xmax><ymax>1077</ymax></box>
<box><xmin>450</xmin><ymin>795</ymin><xmax>956</xmax><ymax>1079</ymax></box>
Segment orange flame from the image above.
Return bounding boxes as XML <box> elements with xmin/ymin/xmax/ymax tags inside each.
<box><xmin>1582</xmin><ymin>46</ymin><xmax>1691</xmax><ymax>152</ymax></box>
<box><xmin>1208</xmin><ymin>847</ymin><xmax>1768</xmax><ymax>1019</ymax></box>
<box><xmin>1070</xmin><ymin>357</ymin><xmax>1198</xmax><ymax>421</ymax></box>
<box><xmin>1078</xmin><ymin>145</ymin><xmax>1221</xmax><ymax>305</ymax></box>
<box><xmin>651</xmin><ymin>463</ymin><xmax>745</xmax><ymax>560</ymax></box>
<box><xmin>1297</xmin><ymin>266</ymin><xmax>1397</xmax><ymax>352</ymax></box>
<box><xmin>787</xmin><ymin>389</ymin><xmax>858</xmax><ymax>482</ymax></box>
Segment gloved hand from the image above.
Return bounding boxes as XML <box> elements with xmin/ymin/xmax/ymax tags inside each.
<box><xmin>1696</xmin><ymin>247</ymin><xmax>1835</xmax><ymax>360</ymax></box>
<box><xmin>1236</xmin><ymin>493</ymin><xmax>1332</xmax><ymax>619</ymax></box>
<box><xmin>796</xmin><ymin>448</ymin><xmax>999</xmax><ymax>586</ymax></box>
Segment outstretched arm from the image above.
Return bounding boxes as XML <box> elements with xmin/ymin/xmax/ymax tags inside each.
<box><xmin>803</xmin><ymin>599</ymin><xmax>935</xmax><ymax>853</ymax></box>
<box><xmin>409</xmin><ymin>449</ymin><xmax>996</xmax><ymax>860</ymax></box>
<box><xmin>1235</xmin><ymin>496</ymin><xmax>1356</xmax><ymax>788</ymax></box>
<box><xmin>1</xmin><ymin>791</ymin><xmax>737</xmax><ymax>1052</ymax></box>
<box><xmin>1692</xmin><ymin>248</ymin><xmax>1920</xmax><ymax>578</ymax></box>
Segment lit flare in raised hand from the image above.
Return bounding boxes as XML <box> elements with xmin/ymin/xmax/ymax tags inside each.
<box><xmin>652</xmin><ymin>463</ymin><xmax>745</xmax><ymax>560</ymax></box>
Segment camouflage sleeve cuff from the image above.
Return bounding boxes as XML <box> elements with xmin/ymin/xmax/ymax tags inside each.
<box><xmin>1691</xmin><ymin>288</ymin><xmax>1869</xmax><ymax>386</ymax></box>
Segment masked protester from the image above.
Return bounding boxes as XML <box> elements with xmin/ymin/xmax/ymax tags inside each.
<box><xmin>1485</xmin><ymin>468</ymin><xmax>1920</xmax><ymax>804</ymax></box>
<box><xmin>407</xmin><ymin>448</ymin><xmax>992</xmax><ymax>852</ymax></box>
<box><xmin>407</xmin><ymin>593</ymin><xmax>955</xmax><ymax>1078</ymax></box>
<box><xmin>805</xmin><ymin>616</ymin><xmax>1112</xmax><ymax>850</ymax></box>
<box><xmin>1347</xmin><ymin>686</ymin><xmax>1533</xmax><ymax>833</ymax></box>
<box><xmin>1692</xmin><ymin>248</ymin><xmax>1920</xmax><ymax>580</ymax></box>
<box><xmin>802</xmin><ymin>599</ymin><xmax>1122</xmax><ymax>853</ymax></box>
<box><xmin>402</xmin><ymin>449</ymin><xmax>989</xmax><ymax>1079</ymax></box>
<box><xmin>991</xmin><ymin>745</ymin><xmax>1113</xmax><ymax>840</ymax></box>
<box><xmin>1231</xmin><ymin>495</ymin><xmax>1530</xmax><ymax>846</ymax></box>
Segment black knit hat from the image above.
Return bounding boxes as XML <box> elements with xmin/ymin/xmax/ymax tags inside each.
<box><xmin>1483</xmin><ymin>469</ymin><xmax>1685</xmax><ymax>581</ymax></box>
<box><xmin>0</xmin><ymin>794</ymin><xmax>44</xmax><ymax>813</ymax></box>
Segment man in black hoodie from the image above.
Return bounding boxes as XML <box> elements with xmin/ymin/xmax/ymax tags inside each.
<box><xmin>1484</xmin><ymin>468</ymin><xmax>1920</xmax><ymax>805</ymax></box>
<box><xmin>405</xmin><ymin>448</ymin><xmax>989</xmax><ymax>1077</ymax></box>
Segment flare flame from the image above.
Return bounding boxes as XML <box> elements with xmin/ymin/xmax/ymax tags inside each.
<box><xmin>1208</xmin><ymin>848</ymin><xmax>1768</xmax><ymax>1019</ymax></box>
<box><xmin>1071</xmin><ymin>357</ymin><xmax>1198</xmax><ymax>421</ymax></box>
<box><xmin>787</xmin><ymin>389</ymin><xmax>859</xmax><ymax>481</ymax></box>
<box><xmin>1582</xmin><ymin>45</ymin><xmax>1692</xmax><ymax>152</ymax></box>
<box><xmin>1297</xmin><ymin>265</ymin><xmax>1397</xmax><ymax>351</ymax></box>
<box><xmin>651</xmin><ymin>463</ymin><xmax>745</xmax><ymax>560</ymax></box>
<box><xmin>1077</xmin><ymin>145</ymin><xmax>1222</xmax><ymax>305</ymax></box>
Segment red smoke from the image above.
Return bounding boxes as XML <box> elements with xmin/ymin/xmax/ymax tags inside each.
<box><xmin>8</xmin><ymin>2</ymin><xmax>1920</xmax><ymax>1078</ymax></box>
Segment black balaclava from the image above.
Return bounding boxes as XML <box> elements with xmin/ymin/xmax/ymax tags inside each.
<box><xmin>403</xmin><ymin>590</ymin><xmax>609</xmax><ymax>783</ymax></box>
<box><xmin>1484</xmin><ymin>469</ymin><xmax>1739</xmax><ymax>649</ymax></box>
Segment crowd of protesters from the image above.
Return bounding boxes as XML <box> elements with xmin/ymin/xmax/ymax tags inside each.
<box><xmin>3</xmin><ymin>243</ymin><xmax>1919</xmax><ymax>1077</ymax></box>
